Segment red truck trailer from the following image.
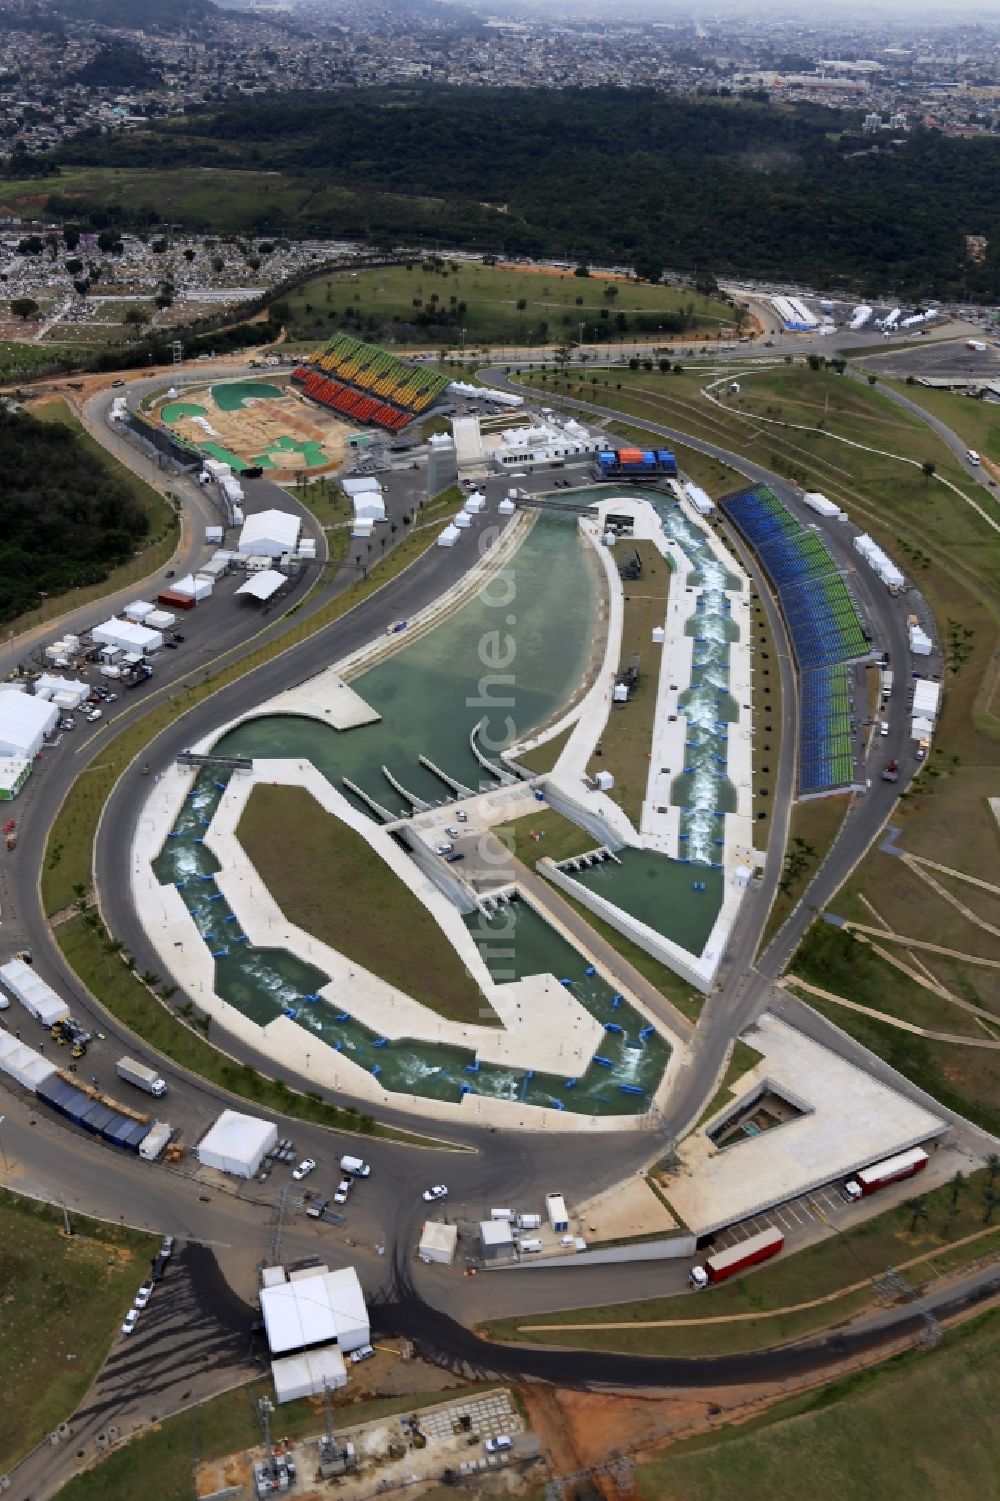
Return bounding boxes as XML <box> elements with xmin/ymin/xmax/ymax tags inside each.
<box><xmin>689</xmin><ymin>1227</ymin><xmax>784</xmax><ymax>1290</ymax></box>
<box><xmin>844</xmin><ymin>1147</ymin><xmax>928</xmax><ymax>1203</ymax></box>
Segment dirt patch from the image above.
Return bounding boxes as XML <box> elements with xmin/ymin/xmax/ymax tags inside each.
<box><xmin>577</xmin><ymin>1173</ymin><xmax>678</xmax><ymax>1242</ymax></box>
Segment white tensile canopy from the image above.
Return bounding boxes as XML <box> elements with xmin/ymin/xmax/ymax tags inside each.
<box><xmin>236</xmin><ymin>569</ymin><xmax>286</xmax><ymax>602</ymax></box>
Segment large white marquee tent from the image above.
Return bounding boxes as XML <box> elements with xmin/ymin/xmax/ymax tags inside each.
<box><xmin>0</xmin><ymin>687</ymin><xmax>58</xmax><ymax>758</ymax></box>
<box><xmin>238</xmin><ymin>509</ymin><xmax>301</xmax><ymax>556</ymax></box>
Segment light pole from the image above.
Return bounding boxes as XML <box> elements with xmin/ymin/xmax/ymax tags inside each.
<box><xmin>0</xmin><ymin>1114</ymin><xmax>8</xmax><ymax>1170</ymax></box>
<box><xmin>578</xmin><ymin>321</ymin><xmax>585</xmax><ymax>363</ymax></box>
<box><xmin>461</xmin><ymin>327</ymin><xmax>467</xmax><ymax>357</ymax></box>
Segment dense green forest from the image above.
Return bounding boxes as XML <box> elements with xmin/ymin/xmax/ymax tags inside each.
<box><xmin>0</xmin><ymin>408</ymin><xmax>150</xmax><ymax>623</ymax></box>
<box><xmin>55</xmin><ymin>88</ymin><xmax>1000</xmax><ymax>299</ymax></box>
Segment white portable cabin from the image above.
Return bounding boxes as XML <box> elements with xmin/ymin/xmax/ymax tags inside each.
<box><xmin>803</xmin><ymin>492</ymin><xmax>845</xmax><ymax>520</ymax></box>
<box><xmin>34</xmin><ymin>674</ymin><xmax>89</xmax><ymax>709</ymax></box>
<box><xmin>909</xmin><ymin>625</ymin><xmax>933</xmax><ymax>656</ymax></box>
<box><xmin>170</xmin><ymin>574</ymin><xmax>212</xmax><ymax>602</ymax></box>
<box><xmin>454</xmin><ymin>509</ymin><xmax>472</xmax><ymax>528</ymax></box>
<box><xmin>498</xmin><ymin>498</ymin><xmax>516</xmax><ymax>516</ymax></box>
<box><xmin>145</xmin><ymin>609</ymin><xmax>175</xmax><ymax>630</ymax></box>
<box><xmin>437</xmin><ymin>523</ymin><xmax>461</xmax><ymax>547</ymax></box>
<box><xmin>124</xmin><ymin>600</ymin><xmax>156</xmax><ymax>622</ymax></box>
<box><xmin>205</xmin><ymin>525</ymin><xmax>224</xmax><ymax>544</ymax></box>
<box><xmin>418</xmin><ymin>1220</ymin><xmax>458</xmax><ymax>1265</ymax></box>
<box><xmin>545</xmin><ymin>1193</ymin><xmax>569</xmax><ymax>1232</ymax></box>
<box><xmin>912</xmin><ymin>680</ymin><xmax>941</xmax><ymax>721</ymax></box>
<box><xmin>465</xmin><ymin>492</ymin><xmax>486</xmax><ymax>514</ymax></box>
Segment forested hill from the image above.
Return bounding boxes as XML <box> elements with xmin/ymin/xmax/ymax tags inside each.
<box><xmin>57</xmin><ymin>88</ymin><xmax>1000</xmax><ymax>299</ymax></box>
<box><xmin>0</xmin><ymin>408</ymin><xmax>150</xmax><ymax>624</ymax></box>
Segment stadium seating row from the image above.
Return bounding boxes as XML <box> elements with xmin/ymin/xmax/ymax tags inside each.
<box><xmin>292</xmin><ymin>368</ymin><xmax>409</xmax><ymax>431</ymax></box>
<box><xmin>308</xmin><ymin>333</ymin><xmax>450</xmax><ymax>418</ymax></box>
<box><xmin>799</xmin><ymin>664</ymin><xmax>856</xmax><ymax>794</ymax></box>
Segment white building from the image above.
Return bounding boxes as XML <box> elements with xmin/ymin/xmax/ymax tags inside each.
<box><xmin>418</xmin><ymin>1220</ymin><xmax>458</xmax><ymax>1265</ymax></box>
<box><xmin>92</xmin><ymin>617</ymin><xmax>164</xmax><ymax>655</ymax></box>
<box><xmin>0</xmin><ymin>687</ymin><xmax>58</xmax><ymax>758</ymax></box>
<box><xmin>260</xmin><ymin>1263</ymin><xmax>370</xmax><ymax>1400</ymax></box>
<box><xmin>238</xmin><ymin>508</ymin><xmax>301</xmax><ymax>557</ymax></box>
<box><xmin>491</xmin><ymin>416</ymin><xmax>602</xmax><ymax>472</ymax></box>
<box><xmin>196</xmin><ymin>1109</ymin><xmax>277</xmax><ymax>1177</ymax></box>
<box><xmin>342</xmin><ymin>476</ymin><xmax>386</xmax><ymax>523</ymax></box>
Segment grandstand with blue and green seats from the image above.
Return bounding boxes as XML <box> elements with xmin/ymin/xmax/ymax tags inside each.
<box><xmin>720</xmin><ymin>483</ymin><xmax>869</xmax><ymax>794</ymax></box>
<box><xmin>799</xmin><ymin>665</ymin><xmax>856</xmax><ymax>794</ymax></box>
<box><xmin>292</xmin><ymin>334</ymin><xmax>451</xmax><ymax>432</ymax></box>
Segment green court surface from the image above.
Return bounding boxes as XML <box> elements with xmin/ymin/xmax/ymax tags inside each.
<box><xmin>199</xmin><ymin>440</ymin><xmax>273</xmax><ymax>473</ymax></box>
<box><xmin>253</xmin><ymin>435</ymin><xmax>328</xmax><ymax>467</ymax></box>
<box><xmin>161</xmin><ymin>401</ymin><xmax>207</xmax><ymax>424</ymax></box>
<box><xmin>210</xmin><ymin>380</ymin><xmax>284</xmax><ymax>411</ymax></box>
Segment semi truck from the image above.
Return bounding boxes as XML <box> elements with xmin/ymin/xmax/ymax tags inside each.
<box><xmin>843</xmin><ymin>1146</ymin><xmax>928</xmax><ymax>1202</ymax></box>
<box><xmin>689</xmin><ymin>1227</ymin><xmax>784</xmax><ymax>1290</ymax></box>
<box><xmin>116</xmin><ymin>1056</ymin><xmax>168</xmax><ymax>1097</ymax></box>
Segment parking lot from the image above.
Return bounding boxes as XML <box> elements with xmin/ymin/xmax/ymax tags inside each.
<box><xmin>711</xmin><ymin>1183</ymin><xmax>850</xmax><ymax>1254</ymax></box>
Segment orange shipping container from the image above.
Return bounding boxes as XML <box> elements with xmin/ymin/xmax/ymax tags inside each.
<box><xmin>617</xmin><ymin>447</ymin><xmax>643</xmax><ymax>463</ymax></box>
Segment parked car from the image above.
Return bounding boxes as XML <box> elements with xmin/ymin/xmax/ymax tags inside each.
<box><xmin>292</xmin><ymin>1158</ymin><xmax>316</xmax><ymax>1181</ymax></box>
<box><xmin>423</xmin><ymin>1185</ymin><xmax>448</xmax><ymax>1202</ymax></box>
<box><xmin>121</xmin><ymin>1308</ymin><xmax>140</xmax><ymax>1336</ymax></box>
<box><xmin>456</xmin><ymin>810</ymin><xmax>468</xmax><ymax>822</ymax></box>
<box><xmin>86</xmin><ymin>708</ymin><xmax>102</xmax><ymax>722</ymax></box>
<box><xmin>333</xmin><ymin>1177</ymin><xmax>352</xmax><ymax>1205</ymax></box>
<box><xmin>485</xmin><ymin>1435</ymin><xmax>512</xmax><ymax>1453</ymax></box>
<box><xmin>134</xmin><ymin>1281</ymin><xmax>154</xmax><ymax>1309</ymax></box>
<box><xmin>164</xmin><ymin>640</ymin><xmax>178</xmax><ymax>650</ymax></box>
<box><xmin>160</xmin><ymin>1235</ymin><xmax>175</xmax><ymax>1259</ymax></box>
<box><xmin>879</xmin><ymin>720</ymin><xmax>889</xmax><ymax>737</ymax></box>
<box><xmin>446</xmin><ymin>827</ymin><xmax>460</xmax><ymax>839</ymax></box>
<box><xmin>349</xmin><ymin>1344</ymin><xmax>375</xmax><ymax>1364</ymax></box>
<box><xmin>435</xmin><ymin>843</ymin><xmax>453</xmax><ymax>857</ymax></box>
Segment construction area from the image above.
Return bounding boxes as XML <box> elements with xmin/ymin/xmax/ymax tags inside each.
<box><xmin>154</xmin><ymin>378</ymin><xmax>352</xmax><ymax>477</ymax></box>
<box><xmin>194</xmin><ymin>1387</ymin><xmax>537</xmax><ymax>1499</ymax></box>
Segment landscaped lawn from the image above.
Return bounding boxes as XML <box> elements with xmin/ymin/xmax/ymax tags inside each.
<box><xmin>0</xmin><ymin>1190</ymin><xmax>158</xmax><ymax>1475</ymax></box>
<box><xmin>631</xmin><ymin>1310</ymin><xmax>999</xmax><ymax>1501</ymax></box>
<box><xmin>285</xmin><ymin>261</ymin><xmax>736</xmax><ymax>348</ymax></box>
<box><xmin>236</xmin><ymin>784</ymin><xmax>493</xmax><ymax>1025</ymax></box>
<box><xmin>587</xmin><ymin>539</ymin><xmax>672</xmax><ymax>827</ymax></box>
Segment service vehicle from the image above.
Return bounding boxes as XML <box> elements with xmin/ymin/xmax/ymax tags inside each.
<box><xmin>423</xmin><ymin>1184</ymin><xmax>448</xmax><ymax>1202</ymax></box>
<box><xmin>160</xmin><ymin>1235</ymin><xmax>175</xmax><ymax>1259</ymax></box>
<box><xmin>349</xmin><ymin>1344</ymin><xmax>375</xmax><ymax>1363</ymax></box>
<box><xmin>116</xmin><ymin>1056</ymin><xmax>167</xmax><ymax>1097</ymax></box>
<box><xmin>340</xmin><ymin>1155</ymin><xmax>371</xmax><ymax>1178</ymax></box>
<box><xmin>689</xmin><ymin>1227</ymin><xmax>784</xmax><ymax>1290</ymax></box>
<box><xmin>133</xmin><ymin>1281</ymin><xmax>154</xmax><ymax>1309</ymax></box>
<box><xmin>435</xmin><ymin>842</ymin><xmax>453</xmax><ymax>856</ymax></box>
<box><xmin>485</xmin><ymin>1435</ymin><xmax>512</xmax><ymax>1453</ymax></box>
<box><xmin>333</xmin><ymin>1178</ymin><xmax>352</xmax><ymax>1205</ymax></box>
<box><xmin>305</xmin><ymin>1197</ymin><xmax>329</xmax><ymax>1219</ymax></box>
<box><xmin>879</xmin><ymin>720</ymin><xmax>889</xmax><ymax>736</ymax></box>
<box><xmin>86</xmin><ymin>708</ymin><xmax>102</xmax><ymax>722</ymax></box>
<box><xmin>121</xmin><ymin>1308</ymin><xmax>139</xmax><ymax>1335</ymax></box>
<box><xmin>456</xmin><ymin>810</ymin><xmax>468</xmax><ymax>822</ymax></box>
<box><xmin>843</xmin><ymin>1147</ymin><xmax>928</xmax><ymax>1202</ymax></box>
<box><xmin>292</xmin><ymin>1158</ymin><xmax>316</xmax><ymax>1180</ymax></box>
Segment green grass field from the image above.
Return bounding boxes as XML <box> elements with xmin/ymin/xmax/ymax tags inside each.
<box><xmin>586</xmin><ymin>539</ymin><xmax>672</xmax><ymax>827</ymax></box>
<box><xmin>0</xmin><ymin>339</ymin><xmax>67</xmax><ymax>382</ymax></box>
<box><xmin>236</xmin><ymin>784</ymin><xmax>493</xmax><ymax>1026</ymax></box>
<box><xmin>285</xmin><ymin>261</ymin><xmax>736</xmax><ymax>347</ymax></box>
<box><xmin>57</xmin><ymin>1376</ymin><xmax>507</xmax><ymax>1501</ymax></box>
<box><xmin>629</xmin><ymin>1310</ymin><xmax>998</xmax><ymax>1501</ymax></box>
<box><xmin>493</xmin><ymin>804</ymin><xmax>597</xmax><ymax>868</ymax></box>
<box><xmin>0</xmin><ymin>1189</ymin><xmax>157</xmax><ymax>1475</ymax></box>
<box><xmin>482</xmin><ymin>1169</ymin><xmax>1000</xmax><ymax>1357</ymax></box>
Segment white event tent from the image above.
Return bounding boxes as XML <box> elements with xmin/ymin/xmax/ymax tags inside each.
<box><xmin>238</xmin><ymin>509</ymin><xmax>301</xmax><ymax>556</ymax></box>
<box><xmin>0</xmin><ymin>687</ymin><xmax>58</xmax><ymax>758</ymax></box>
<box><xmin>197</xmin><ymin>1110</ymin><xmax>277</xmax><ymax>1177</ymax></box>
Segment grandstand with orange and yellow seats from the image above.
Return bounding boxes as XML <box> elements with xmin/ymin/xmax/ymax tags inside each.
<box><xmin>293</xmin><ymin>334</ymin><xmax>450</xmax><ymax>432</ymax></box>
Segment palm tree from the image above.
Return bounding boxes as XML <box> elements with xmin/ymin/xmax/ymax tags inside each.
<box><xmin>907</xmin><ymin>1195</ymin><xmax>929</xmax><ymax>1235</ymax></box>
<box><xmin>951</xmin><ymin>1170</ymin><xmax>965</xmax><ymax>1206</ymax></box>
<box><xmin>985</xmin><ymin>1153</ymin><xmax>1000</xmax><ymax>1186</ymax></box>
<box><xmin>983</xmin><ymin>1189</ymin><xmax>1000</xmax><ymax>1225</ymax></box>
